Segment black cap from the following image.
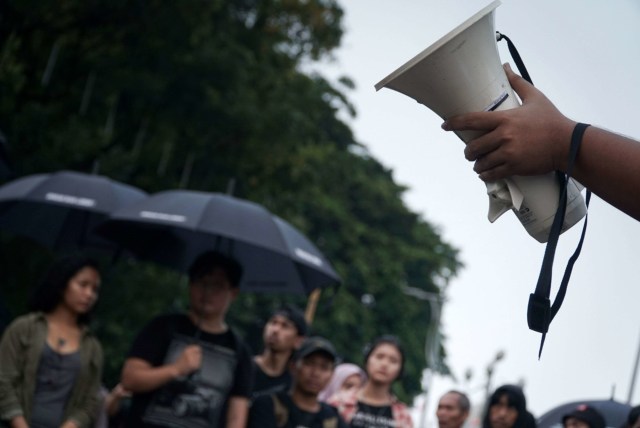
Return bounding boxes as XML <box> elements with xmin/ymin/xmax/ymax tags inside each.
<box><xmin>272</xmin><ymin>305</ymin><xmax>307</xmax><ymax>336</ymax></box>
<box><xmin>562</xmin><ymin>405</ymin><xmax>606</xmax><ymax>428</ymax></box>
<box><xmin>293</xmin><ymin>336</ymin><xmax>338</xmax><ymax>362</ymax></box>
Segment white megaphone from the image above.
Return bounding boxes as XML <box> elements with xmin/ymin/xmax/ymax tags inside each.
<box><xmin>375</xmin><ymin>0</ymin><xmax>586</xmax><ymax>243</ymax></box>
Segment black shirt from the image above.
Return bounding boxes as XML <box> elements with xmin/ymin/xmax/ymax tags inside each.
<box><xmin>249</xmin><ymin>391</ymin><xmax>348</xmax><ymax>428</ymax></box>
<box><xmin>251</xmin><ymin>360</ymin><xmax>292</xmax><ymax>400</ymax></box>
<box><xmin>124</xmin><ymin>314</ymin><xmax>253</xmax><ymax>428</ymax></box>
<box><xmin>349</xmin><ymin>402</ymin><xmax>396</xmax><ymax>428</ymax></box>
<box><xmin>31</xmin><ymin>343</ymin><xmax>81</xmax><ymax>428</ymax></box>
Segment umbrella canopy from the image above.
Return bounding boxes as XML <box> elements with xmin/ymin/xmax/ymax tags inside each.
<box><xmin>0</xmin><ymin>170</ymin><xmax>148</xmax><ymax>250</ymax></box>
<box><xmin>96</xmin><ymin>190</ymin><xmax>341</xmax><ymax>294</ymax></box>
<box><xmin>537</xmin><ymin>399</ymin><xmax>632</xmax><ymax>428</ymax></box>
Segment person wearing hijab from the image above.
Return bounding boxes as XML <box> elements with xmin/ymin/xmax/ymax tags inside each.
<box><xmin>329</xmin><ymin>335</ymin><xmax>413</xmax><ymax>428</ymax></box>
<box><xmin>318</xmin><ymin>363</ymin><xmax>367</xmax><ymax>403</ymax></box>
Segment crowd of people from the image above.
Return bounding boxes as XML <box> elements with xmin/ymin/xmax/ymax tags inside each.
<box><xmin>1</xmin><ymin>61</ymin><xmax>640</xmax><ymax>426</ymax></box>
<box><xmin>0</xmin><ymin>251</ymin><xmax>415</xmax><ymax>428</ymax></box>
<box><xmin>1</xmin><ymin>251</ymin><xmax>639</xmax><ymax>428</ymax></box>
<box><xmin>435</xmin><ymin>386</ymin><xmax>640</xmax><ymax>428</ymax></box>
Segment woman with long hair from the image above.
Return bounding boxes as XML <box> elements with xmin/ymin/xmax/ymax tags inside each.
<box><xmin>483</xmin><ymin>384</ymin><xmax>536</xmax><ymax>428</ymax></box>
<box><xmin>329</xmin><ymin>335</ymin><xmax>413</xmax><ymax>428</ymax></box>
<box><xmin>0</xmin><ymin>255</ymin><xmax>104</xmax><ymax>428</ymax></box>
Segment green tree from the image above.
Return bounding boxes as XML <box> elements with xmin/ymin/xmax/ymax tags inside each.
<box><xmin>0</xmin><ymin>0</ymin><xmax>461</xmax><ymax>401</ymax></box>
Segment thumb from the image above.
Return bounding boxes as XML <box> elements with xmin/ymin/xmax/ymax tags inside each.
<box><xmin>504</xmin><ymin>63</ymin><xmax>537</xmax><ymax>102</ymax></box>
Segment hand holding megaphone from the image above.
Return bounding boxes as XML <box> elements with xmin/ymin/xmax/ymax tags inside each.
<box><xmin>375</xmin><ymin>0</ymin><xmax>586</xmax><ymax>242</ymax></box>
<box><xmin>446</xmin><ymin>63</ymin><xmax>577</xmax><ymax>181</ymax></box>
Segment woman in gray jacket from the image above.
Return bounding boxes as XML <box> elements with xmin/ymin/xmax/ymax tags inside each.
<box><xmin>0</xmin><ymin>255</ymin><xmax>103</xmax><ymax>428</ymax></box>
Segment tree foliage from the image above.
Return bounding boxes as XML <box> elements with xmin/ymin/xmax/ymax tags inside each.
<box><xmin>0</xmin><ymin>0</ymin><xmax>461</xmax><ymax>401</ymax></box>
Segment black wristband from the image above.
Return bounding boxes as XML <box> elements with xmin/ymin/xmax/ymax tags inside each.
<box><xmin>566</xmin><ymin>123</ymin><xmax>590</xmax><ymax>177</ymax></box>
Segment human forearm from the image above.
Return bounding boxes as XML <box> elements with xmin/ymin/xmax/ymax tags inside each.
<box><xmin>123</xmin><ymin>345</ymin><xmax>202</xmax><ymax>393</ymax></box>
<box><xmin>0</xmin><ymin>386</ymin><xmax>22</xmax><ymax>425</ymax></box>
<box><xmin>570</xmin><ymin>126</ymin><xmax>640</xmax><ymax>220</ymax></box>
<box><xmin>0</xmin><ymin>325</ymin><xmax>27</xmax><ymax>422</ymax></box>
<box><xmin>225</xmin><ymin>397</ymin><xmax>249</xmax><ymax>428</ymax></box>
<box><xmin>9</xmin><ymin>415</ymin><xmax>28</xmax><ymax>428</ymax></box>
<box><xmin>105</xmin><ymin>383</ymin><xmax>130</xmax><ymax>416</ymax></box>
<box><xmin>121</xmin><ymin>360</ymin><xmax>182</xmax><ymax>393</ymax></box>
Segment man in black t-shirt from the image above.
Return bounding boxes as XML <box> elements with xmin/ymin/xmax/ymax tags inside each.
<box><xmin>121</xmin><ymin>251</ymin><xmax>254</xmax><ymax>428</ymax></box>
<box><xmin>248</xmin><ymin>336</ymin><xmax>348</xmax><ymax>428</ymax></box>
<box><xmin>252</xmin><ymin>305</ymin><xmax>307</xmax><ymax>400</ymax></box>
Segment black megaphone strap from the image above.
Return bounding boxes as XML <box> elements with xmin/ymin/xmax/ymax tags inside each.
<box><xmin>529</xmin><ymin>123</ymin><xmax>591</xmax><ymax>358</ymax></box>
<box><xmin>496</xmin><ymin>32</ymin><xmax>533</xmax><ymax>85</ymax></box>
<box><xmin>497</xmin><ymin>32</ymin><xmax>592</xmax><ymax>358</ymax></box>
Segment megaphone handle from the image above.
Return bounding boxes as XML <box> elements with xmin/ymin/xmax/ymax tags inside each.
<box><xmin>496</xmin><ymin>32</ymin><xmax>534</xmax><ymax>85</ymax></box>
<box><xmin>529</xmin><ymin>123</ymin><xmax>591</xmax><ymax>358</ymax></box>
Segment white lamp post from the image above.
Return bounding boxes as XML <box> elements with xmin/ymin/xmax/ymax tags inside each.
<box><xmin>402</xmin><ymin>285</ymin><xmax>445</xmax><ymax>428</ymax></box>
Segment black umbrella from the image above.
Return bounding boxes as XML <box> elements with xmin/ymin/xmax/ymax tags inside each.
<box><xmin>96</xmin><ymin>190</ymin><xmax>341</xmax><ymax>294</ymax></box>
<box><xmin>0</xmin><ymin>170</ymin><xmax>148</xmax><ymax>251</ymax></box>
<box><xmin>537</xmin><ymin>399</ymin><xmax>632</xmax><ymax>428</ymax></box>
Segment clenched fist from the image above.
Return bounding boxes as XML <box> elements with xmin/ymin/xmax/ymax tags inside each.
<box><xmin>173</xmin><ymin>344</ymin><xmax>203</xmax><ymax>377</ymax></box>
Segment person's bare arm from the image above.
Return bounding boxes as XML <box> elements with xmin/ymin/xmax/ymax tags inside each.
<box><xmin>225</xmin><ymin>396</ymin><xmax>249</xmax><ymax>428</ymax></box>
<box><xmin>121</xmin><ymin>345</ymin><xmax>202</xmax><ymax>393</ymax></box>
<box><xmin>443</xmin><ymin>63</ymin><xmax>640</xmax><ymax>220</ymax></box>
<box><xmin>9</xmin><ymin>415</ymin><xmax>28</xmax><ymax>428</ymax></box>
<box><xmin>105</xmin><ymin>383</ymin><xmax>131</xmax><ymax>416</ymax></box>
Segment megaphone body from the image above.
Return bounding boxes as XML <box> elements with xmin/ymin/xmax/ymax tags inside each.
<box><xmin>375</xmin><ymin>0</ymin><xmax>586</xmax><ymax>243</ymax></box>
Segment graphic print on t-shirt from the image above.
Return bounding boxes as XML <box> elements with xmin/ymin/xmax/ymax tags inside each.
<box><xmin>142</xmin><ymin>333</ymin><xmax>238</xmax><ymax>428</ymax></box>
<box><xmin>349</xmin><ymin>402</ymin><xmax>396</xmax><ymax>428</ymax></box>
<box><xmin>251</xmin><ymin>364</ymin><xmax>292</xmax><ymax>400</ymax></box>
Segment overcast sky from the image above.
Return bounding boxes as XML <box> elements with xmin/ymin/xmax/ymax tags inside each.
<box><xmin>315</xmin><ymin>0</ymin><xmax>640</xmax><ymax>424</ymax></box>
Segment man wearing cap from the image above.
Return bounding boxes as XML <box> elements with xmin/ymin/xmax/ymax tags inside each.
<box><xmin>437</xmin><ymin>390</ymin><xmax>470</xmax><ymax>428</ymax></box>
<box><xmin>248</xmin><ymin>336</ymin><xmax>348</xmax><ymax>428</ymax></box>
<box><xmin>563</xmin><ymin>405</ymin><xmax>606</xmax><ymax>428</ymax></box>
<box><xmin>252</xmin><ymin>305</ymin><xmax>307</xmax><ymax>400</ymax></box>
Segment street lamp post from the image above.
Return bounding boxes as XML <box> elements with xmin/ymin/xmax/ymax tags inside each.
<box><xmin>484</xmin><ymin>350</ymin><xmax>506</xmax><ymax>404</ymax></box>
<box><xmin>627</xmin><ymin>329</ymin><xmax>640</xmax><ymax>404</ymax></box>
<box><xmin>402</xmin><ymin>286</ymin><xmax>445</xmax><ymax>428</ymax></box>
